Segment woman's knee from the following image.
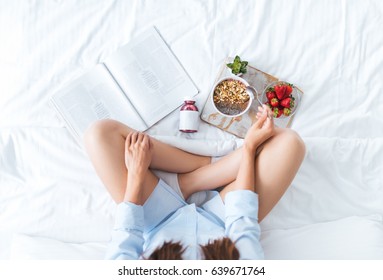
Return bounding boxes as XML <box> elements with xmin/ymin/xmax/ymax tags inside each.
<box><xmin>83</xmin><ymin>119</ymin><xmax>130</xmax><ymax>148</ymax></box>
<box><xmin>273</xmin><ymin>128</ymin><xmax>306</xmax><ymax>159</ymax></box>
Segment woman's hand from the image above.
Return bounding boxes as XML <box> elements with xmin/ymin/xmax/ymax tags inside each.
<box><xmin>124</xmin><ymin>132</ymin><xmax>153</xmax><ymax>204</ymax></box>
<box><xmin>125</xmin><ymin>132</ymin><xmax>153</xmax><ymax>175</ymax></box>
<box><xmin>244</xmin><ymin>105</ymin><xmax>275</xmax><ymax>154</ymax></box>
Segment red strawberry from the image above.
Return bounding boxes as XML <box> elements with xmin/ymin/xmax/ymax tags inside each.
<box><xmin>272</xmin><ymin>107</ymin><xmax>279</xmax><ymax>118</ymax></box>
<box><xmin>274</xmin><ymin>84</ymin><xmax>287</xmax><ymax>100</ymax></box>
<box><xmin>280</xmin><ymin>97</ymin><xmax>294</xmax><ymax>108</ymax></box>
<box><xmin>283</xmin><ymin>108</ymin><xmax>291</xmax><ymax>116</ymax></box>
<box><xmin>272</xmin><ymin>107</ymin><xmax>283</xmax><ymax>118</ymax></box>
<box><xmin>270</xmin><ymin>98</ymin><xmax>279</xmax><ymax>107</ymax></box>
<box><xmin>266</xmin><ymin>91</ymin><xmax>276</xmax><ymax>101</ymax></box>
<box><xmin>285</xmin><ymin>84</ymin><xmax>293</xmax><ymax>95</ymax></box>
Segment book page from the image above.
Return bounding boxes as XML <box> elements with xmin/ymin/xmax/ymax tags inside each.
<box><xmin>104</xmin><ymin>27</ymin><xmax>198</xmax><ymax>127</ymax></box>
<box><xmin>51</xmin><ymin>65</ymin><xmax>147</xmax><ymax>140</ymax></box>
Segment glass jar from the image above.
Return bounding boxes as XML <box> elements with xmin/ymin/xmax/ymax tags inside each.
<box><xmin>179</xmin><ymin>97</ymin><xmax>199</xmax><ymax>133</ymax></box>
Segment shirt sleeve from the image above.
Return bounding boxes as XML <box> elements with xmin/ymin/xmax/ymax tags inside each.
<box><xmin>104</xmin><ymin>202</ymin><xmax>145</xmax><ymax>260</ymax></box>
<box><xmin>224</xmin><ymin>190</ymin><xmax>264</xmax><ymax>260</ymax></box>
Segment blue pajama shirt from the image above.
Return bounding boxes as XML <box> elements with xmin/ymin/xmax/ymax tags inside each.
<box><xmin>105</xmin><ymin>179</ymin><xmax>264</xmax><ymax>260</ymax></box>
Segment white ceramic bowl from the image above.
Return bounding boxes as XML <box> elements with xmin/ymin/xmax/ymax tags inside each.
<box><xmin>211</xmin><ymin>76</ymin><xmax>254</xmax><ymax>118</ymax></box>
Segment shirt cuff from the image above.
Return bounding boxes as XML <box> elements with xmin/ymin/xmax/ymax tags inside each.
<box><xmin>224</xmin><ymin>190</ymin><xmax>259</xmax><ymax>220</ymax></box>
<box><xmin>113</xmin><ymin>201</ymin><xmax>144</xmax><ymax>231</ymax></box>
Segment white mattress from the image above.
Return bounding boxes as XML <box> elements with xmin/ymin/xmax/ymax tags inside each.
<box><xmin>1</xmin><ymin>0</ymin><xmax>383</xmax><ymax>259</ymax></box>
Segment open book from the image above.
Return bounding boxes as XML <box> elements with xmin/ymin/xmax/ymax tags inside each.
<box><xmin>51</xmin><ymin>27</ymin><xmax>198</xmax><ymax>143</ymax></box>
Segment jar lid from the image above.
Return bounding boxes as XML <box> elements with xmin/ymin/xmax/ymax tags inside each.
<box><xmin>184</xmin><ymin>96</ymin><xmax>195</xmax><ymax>101</ymax></box>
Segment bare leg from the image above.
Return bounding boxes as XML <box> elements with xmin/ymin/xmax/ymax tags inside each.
<box><xmin>179</xmin><ymin>128</ymin><xmax>305</xmax><ymax>221</ymax></box>
<box><xmin>83</xmin><ymin>119</ymin><xmax>211</xmax><ymax>203</ymax></box>
<box><xmin>219</xmin><ymin>129</ymin><xmax>305</xmax><ymax>221</ymax></box>
<box><xmin>84</xmin><ymin>119</ymin><xmax>305</xmax><ymax>221</ymax></box>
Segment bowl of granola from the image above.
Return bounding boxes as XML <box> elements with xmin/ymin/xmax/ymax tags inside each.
<box><xmin>211</xmin><ymin>76</ymin><xmax>254</xmax><ymax>117</ymax></box>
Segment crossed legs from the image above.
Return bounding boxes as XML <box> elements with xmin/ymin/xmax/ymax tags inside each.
<box><xmin>83</xmin><ymin>119</ymin><xmax>305</xmax><ymax>221</ymax></box>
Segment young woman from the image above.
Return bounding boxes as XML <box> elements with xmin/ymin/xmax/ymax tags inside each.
<box><xmin>83</xmin><ymin>106</ymin><xmax>305</xmax><ymax>259</ymax></box>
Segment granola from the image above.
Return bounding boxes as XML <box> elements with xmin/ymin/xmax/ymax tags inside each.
<box><xmin>213</xmin><ymin>79</ymin><xmax>250</xmax><ymax>115</ymax></box>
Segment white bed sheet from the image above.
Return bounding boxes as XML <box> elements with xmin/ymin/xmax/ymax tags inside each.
<box><xmin>1</xmin><ymin>0</ymin><xmax>383</xmax><ymax>259</ymax></box>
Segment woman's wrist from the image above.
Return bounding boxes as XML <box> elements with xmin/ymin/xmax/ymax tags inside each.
<box><xmin>234</xmin><ymin>146</ymin><xmax>256</xmax><ymax>192</ymax></box>
<box><xmin>124</xmin><ymin>173</ymin><xmax>144</xmax><ymax>205</ymax></box>
<box><xmin>123</xmin><ymin>192</ymin><xmax>141</xmax><ymax>205</ymax></box>
<box><xmin>243</xmin><ymin>141</ymin><xmax>258</xmax><ymax>156</ymax></box>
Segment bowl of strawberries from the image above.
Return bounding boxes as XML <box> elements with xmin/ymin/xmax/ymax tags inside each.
<box><xmin>261</xmin><ymin>81</ymin><xmax>301</xmax><ymax>118</ymax></box>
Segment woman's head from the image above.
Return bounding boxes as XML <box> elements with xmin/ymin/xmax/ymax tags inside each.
<box><xmin>147</xmin><ymin>237</ymin><xmax>239</xmax><ymax>260</ymax></box>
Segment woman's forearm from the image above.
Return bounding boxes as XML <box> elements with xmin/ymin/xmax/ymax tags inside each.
<box><xmin>123</xmin><ymin>175</ymin><xmax>144</xmax><ymax>205</ymax></box>
<box><xmin>234</xmin><ymin>144</ymin><xmax>256</xmax><ymax>191</ymax></box>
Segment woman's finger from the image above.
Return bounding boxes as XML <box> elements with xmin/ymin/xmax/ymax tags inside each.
<box><xmin>263</xmin><ymin>105</ymin><xmax>274</xmax><ymax>120</ymax></box>
<box><xmin>267</xmin><ymin>106</ymin><xmax>275</xmax><ymax>125</ymax></box>
<box><xmin>125</xmin><ymin>132</ymin><xmax>132</xmax><ymax>150</ymax></box>
<box><xmin>255</xmin><ymin>109</ymin><xmax>268</xmax><ymax>128</ymax></box>
<box><xmin>131</xmin><ymin>132</ymin><xmax>138</xmax><ymax>144</ymax></box>
<box><xmin>264</xmin><ymin>112</ymin><xmax>275</xmax><ymax>133</ymax></box>
<box><xmin>264</xmin><ymin>116</ymin><xmax>271</xmax><ymax>128</ymax></box>
<box><xmin>137</xmin><ymin>132</ymin><xmax>144</xmax><ymax>144</ymax></box>
<box><xmin>143</xmin><ymin>134</ymin><xmax>151</xmax><ymax>149</ymax></box>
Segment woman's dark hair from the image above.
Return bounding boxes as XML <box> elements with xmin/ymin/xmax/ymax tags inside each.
<box><xmin>147</xmin><ymin>237</ymin><xmax>239</xmax><ymax>260</ymax></box>
<box><xmin>147</xmin><ymin>241</ymin><xmax>185</xmax><ymax>260</ymax></box>
<box><xmin>200</xmin><ymin>237</ymin><xmax>239</xmax><ymax>260</ymax></box>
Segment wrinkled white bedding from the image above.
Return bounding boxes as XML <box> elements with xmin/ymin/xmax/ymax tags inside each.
<box><xmin>1</xmin><ymin>0</ymin><xmax>383</xmax><ymax>259</ymax></box>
